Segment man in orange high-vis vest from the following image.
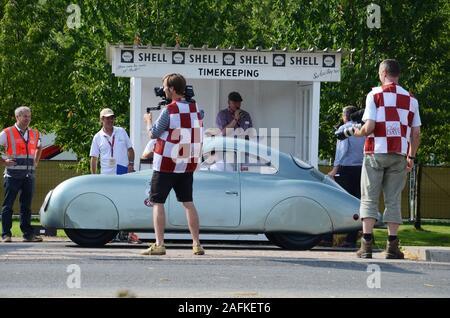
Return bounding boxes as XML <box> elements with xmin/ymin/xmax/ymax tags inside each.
<box><xmin>0</xmin><ymin>106</ymin><xmax>43</xmax><ymax>243</ymax></box>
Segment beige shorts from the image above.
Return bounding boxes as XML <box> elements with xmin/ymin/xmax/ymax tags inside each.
<box><xmin>360</xmin><ymin>154</ymin><xmax>407</xmax><ymax>224</ymax></box>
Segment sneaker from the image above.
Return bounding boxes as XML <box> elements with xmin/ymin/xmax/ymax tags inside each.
<box><xmin>140</xmin><ymin>243</ymin><xmax>166</xmax><ymax>255</ymax></box>
<box><xmin>22</xmin><ymin>235</ymin><xmax>43</xmax><ymax>242</ymax></box>
<box><xmin>193</xmin><ymin>244</ymin><xmax>205</xmax><ymax>255</ymax></box>
<box><xmin>2</xmin><ymin>235</ymin><xmax>12</xmax><ymax>243</ymax></box>
<box><xmin>385</xmin><ymin>238</ymin><xmax>404</xmax><ymax>259</ymax></box>
<box><xmin>356</xmin><ymin>237</ymin><xmax>373</xmax><ymax>258</ymax></box>
<box><xmin>128</xmin><ymin>232</ymin><xmax>142</xmax><ymax>244</ymax></box>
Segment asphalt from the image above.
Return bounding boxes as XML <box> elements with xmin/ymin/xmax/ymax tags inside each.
<box><xmin>5</xmin><ymin>236</ymin><xmax>450</xmax><ymax>263</ymax></box>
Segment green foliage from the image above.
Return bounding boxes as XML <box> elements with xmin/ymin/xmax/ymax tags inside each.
<box><xmin>0</xmin><ymin>0</ymin><xmax>448</xmax><ymax>166</ymax></box>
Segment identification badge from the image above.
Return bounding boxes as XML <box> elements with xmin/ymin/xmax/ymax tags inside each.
<box><xmin>108</xmin><ymin>158</ymin><xmax>116</xmax><ymax>167</ymax></box>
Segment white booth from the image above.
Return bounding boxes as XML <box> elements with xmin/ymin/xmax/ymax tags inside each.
<box><xmin>109</xmin><ymin>45</ymin><xmax>342</xmax><ymax>169</ymax></box>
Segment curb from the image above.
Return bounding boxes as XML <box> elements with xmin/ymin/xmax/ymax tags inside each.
<box><xmin>403</xmin><ymin>246</ymin><xmax>450</xmax><ymax>263</ymax></box>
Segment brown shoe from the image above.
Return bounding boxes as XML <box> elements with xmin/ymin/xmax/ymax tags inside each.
<box><xmin>22</xmin><ymin>235</ymin><xmax>43</xmax><ymax>242</ymax></box>
<box><xmin>356</xmin><ymin>237</ymin><xmax>373</xmax><ymax>259</ymax></box>
<box><xmin>2</xmin><ymin>235</ymin><xmax>12</xmax><ymax>243</ymax></box>
<box><xmin>385</xmin><ymin>238</ymin><xmax>404</xmax><ymax>259</ymax></box>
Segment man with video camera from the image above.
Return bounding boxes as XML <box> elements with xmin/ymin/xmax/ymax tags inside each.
<box><xmin>141</xmin><ymin>73</ymin><xmax>205</xmax><ymax>256</ymax></box>
<box><xmin>352</xmin><ymin>59</ymin><xmax>421</xmax><ymax>259</ymax></box>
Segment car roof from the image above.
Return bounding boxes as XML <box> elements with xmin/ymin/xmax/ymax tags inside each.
<box><xmin>203</xmin><ymin>136</ymin><xmax>280</xmax><ymax>161</ymax></box>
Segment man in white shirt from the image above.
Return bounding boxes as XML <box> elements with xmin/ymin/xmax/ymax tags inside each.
<box><xmin>89</xmin><ymin>108</ymin><xmax>141</xmax><ymax>244</ymax></box>
<box><xmin>90</xmin><ymin>108</ymin><xmax>135</xmax><ymax>175</ymax></box>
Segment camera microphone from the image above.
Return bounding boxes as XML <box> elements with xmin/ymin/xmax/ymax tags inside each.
<box><xmin>146</xmin><ymin>106</ymin><xmax>161</xmax><ymax>113</ymax></box>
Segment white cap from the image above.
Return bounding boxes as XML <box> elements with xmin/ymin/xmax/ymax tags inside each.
<box><xmin>100</xmin><ymin>108</ymin><xmax>114</xmax><ymax>118</ymax></box>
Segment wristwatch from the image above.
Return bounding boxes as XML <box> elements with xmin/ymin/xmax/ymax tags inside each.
<box><xmin>407</xmin><ymin>156</ymin><xmax>416</xmax><ymax>161</ymax></box>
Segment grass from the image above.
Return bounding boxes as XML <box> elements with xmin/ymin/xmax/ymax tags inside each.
<box><xmin>372</xmin><ymin>222</ymin><xmax>450</xmax><ymax>249</ymax></box>
<box><xmin>8</xmin><ymin>220</ymin><xmax>450</xmax><ymax>248</ymax></box>
<box><xmin>11</xmin><ymin>219</ymin><xmax>66</xmax><ymax>238</ymax></box>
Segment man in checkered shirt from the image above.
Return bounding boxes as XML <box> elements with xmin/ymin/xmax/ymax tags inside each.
<box><xmin>141</xmin><ymin>73</ymin><xmax>205</xmax><ymax>256</ymax></box>
<box><xmin>353</xmin><ymin>59</ymin><xmax>421</xmax><ymax>259</ymax></box>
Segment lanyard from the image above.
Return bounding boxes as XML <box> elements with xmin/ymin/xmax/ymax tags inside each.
<box><xmin>105</xmin><ymin>135</ymin><xmax>115</xmax><ymax>157</ymax></box>
<box><xmin>15</xmin><ymin>126</ymin><xmax>29</xmax><ymax>144</ymax></box>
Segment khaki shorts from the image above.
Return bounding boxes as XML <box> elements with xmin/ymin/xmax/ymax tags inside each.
<box><xmin>360</xmin><ymin>154</ymin><xmax>407</xmax><ymax>224</ymax></box>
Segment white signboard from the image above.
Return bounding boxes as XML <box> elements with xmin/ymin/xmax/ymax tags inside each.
<box><xmin>111</xmin><ymin>47</ymin><xmax>341</xmax><ymax>82</ymax></box>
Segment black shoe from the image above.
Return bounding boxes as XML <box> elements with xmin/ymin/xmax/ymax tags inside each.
<box><xmin>23</xmin><ymin>235</ymin><xmax>43</xmax><ymax>242</ymax></box>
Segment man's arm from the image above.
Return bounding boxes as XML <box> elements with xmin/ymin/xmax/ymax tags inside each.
<box><xmin>148</xmin><ymin>109</ymin><xmax>170</xmax><ymax>139</ymax></box>
<box><xmin>90</xmin><ymin>156</ymin><xmax>98</xmax><ymax>174</ymax></box>
<box><xmin>34</xmin><ymin>147</ymin><xmax>42</xmax><ymax>168</ymax></box>
<box><xmin>353</xmin><ymin>119</ymin><xmax>375</xmax><ymax>137</ymax></box>
<box><xmin>407</xmin><ymin>126</ymin><xmax>421</xmax><ymax>171</ymax></box>
<box><xmin>127</xmin><ymin>147</ymin><xmax>135</xmax><ymax>172</ymax></box>
<box><xmin>216</xmin><ymin>110</ymin><xmax>237</xmax><ymax>135</ymax></box>
<box><xmin>221</xmin><ymin>119</ymin><xmax>238</xmax><ymax>135</ymax></box>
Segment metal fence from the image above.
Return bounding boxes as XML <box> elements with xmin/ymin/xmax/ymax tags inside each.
<box><xmin>0</xmin><ymin>161</ymin><xmax>448</xmax><ymax>219</ymax></box>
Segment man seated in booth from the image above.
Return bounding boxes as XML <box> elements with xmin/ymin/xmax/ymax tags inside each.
<box><xmin>216</xmin><ymin>92</ymin><xmax>253</xmax><ymax>136</ymax></box>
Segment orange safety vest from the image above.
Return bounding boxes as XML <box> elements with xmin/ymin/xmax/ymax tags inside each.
<box><xmin>3</xmin><ymin>126</ymin><xmax>40</xmax><ymax>177</ymax></box>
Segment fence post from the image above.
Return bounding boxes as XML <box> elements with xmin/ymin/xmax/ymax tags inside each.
<box><xmin>414</xmin><ymin>164</ymin><xmax>422</xmax><ymax>229</ymax></box>
<box><xmin>409</xmin><ymin>163</ymin><xmax>422</xmax><ymax>229</ymax></box>
<box><xmin>408</xmin><ymin>164</ymin><xmax>417</xmax><ymax>223</ymax></box>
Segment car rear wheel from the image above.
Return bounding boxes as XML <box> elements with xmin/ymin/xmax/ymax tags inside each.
<box><xmin>265</xmin><ymin>233</ymin><xmax>323</xmax><ymax>250</ymax></box>
<box><xmin>65</xmin><ymin>229</ymin><xmax>118</xmax><ymax>247</ymax></box>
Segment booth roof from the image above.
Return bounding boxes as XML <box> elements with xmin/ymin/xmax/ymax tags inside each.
<box><xmin>108</xmin><ymin>43</ymin><xmax>352</xmax><ymax>54</ymax></box>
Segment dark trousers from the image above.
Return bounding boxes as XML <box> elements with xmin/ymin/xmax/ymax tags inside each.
<box><xmin>324</xmin><ymin>166</ymin><xmax>362</xmax><ymax>244</ymax></box>
<box><xmin>1</xmin><ymin>176</ymin><xmax>35</xmax><ymax>238</ymax></box>
<box><xmin>335</xmin><ymin>166</ymin><xmax>362</xmax><ymax>199</ymax></box>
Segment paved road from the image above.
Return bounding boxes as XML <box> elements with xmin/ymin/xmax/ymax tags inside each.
<box><xmin>0</xmin><ymin>240</ymin><xmax>449</xmax><ymax>298</ymax></box>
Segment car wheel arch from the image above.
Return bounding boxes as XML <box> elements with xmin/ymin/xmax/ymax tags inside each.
<box><xmin>64</xmin><ymin>192</ymin><xmax>119</xmax><ymax>230</ymax></box>
<box><xmin>264</xmin><ymin>196</ymin><xmax>333</xmax><ymax>235</ymax></box>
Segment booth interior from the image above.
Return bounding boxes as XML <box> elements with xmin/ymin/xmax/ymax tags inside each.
<box><xmin>134</xmin><ymin>78</ymin><xmax>316</xmax><ymax>168</ymax></box>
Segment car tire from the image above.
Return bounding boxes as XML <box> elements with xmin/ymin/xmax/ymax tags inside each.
<box><xmin>265</xmin><ymin>233</ymin><xmax>323</xmax><ymax>250</ymax></box>
<box><xmin>65</xmin><ymin>229</ymin><xmax>119</xmax><ymax>247</ymax></box>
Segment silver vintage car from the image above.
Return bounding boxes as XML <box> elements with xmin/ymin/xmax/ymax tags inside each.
<box><xmin>40</xmin><ymin>137</ymin><xmax>362</xmax><ymax>250</ymax></box>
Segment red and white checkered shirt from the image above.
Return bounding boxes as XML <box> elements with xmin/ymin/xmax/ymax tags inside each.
<box><xmin>363</xmin><ymin>83</ymin><xmax>421</xmax><ymax>155</ymax></box>
<box><xmin>153</xmin><ymin>100</ymin><xmax>203</xmax><ymax>173</ymax></box>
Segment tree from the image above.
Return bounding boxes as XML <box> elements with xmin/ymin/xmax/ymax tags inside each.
<box><xmin>0</xmin><ymin>0</ymin><xmax>448</xmax><ymax>169</ymax></box>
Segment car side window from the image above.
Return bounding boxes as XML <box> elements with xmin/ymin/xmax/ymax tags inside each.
<box><xmin>239</xmin><ymin>152</ymin><xmax>278</xmax><ymax>175</ymax></box>
<box><xmin>200</xmin><ymin>150</ymin><xmax>237</xmax><ymax>173</ymax></box>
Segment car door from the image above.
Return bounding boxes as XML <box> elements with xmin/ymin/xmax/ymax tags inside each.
<box><xmin>168</xmin><ymin>150</ymin><xmax>241</xmax><ymax>227</ymax></box>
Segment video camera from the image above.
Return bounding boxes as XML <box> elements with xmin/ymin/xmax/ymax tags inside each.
<box><xmin>334</xmin><ymin>108</ymin><xmax>365</xmax><ymax>140</ymax></box>
<box><xmin>147</xmin><ymin>85</ymin><xmax>195</xmax><ymax>113</ymax></box>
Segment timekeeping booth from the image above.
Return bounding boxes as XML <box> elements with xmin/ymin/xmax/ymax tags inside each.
<box><xmin>109</xmin><ymin>45</ymin><xmax>342</xmax><ymax>170</ymax></box>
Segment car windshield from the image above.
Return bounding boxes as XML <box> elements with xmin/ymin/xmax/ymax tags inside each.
<box><xmin>291</xmin><ymin>155</ymin><xmax>313</xmax><ymax>169</ymax></box>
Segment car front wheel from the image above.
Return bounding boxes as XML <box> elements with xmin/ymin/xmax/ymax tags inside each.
<box><xmin>265</xmin><ymin>233</ymin><xmax>322</xmax><ymax>250</ymax></box>
<box><xmin>65</xmin><ymin>229</ymin><xmax>118</xmax><ymax>247</ymax></box>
